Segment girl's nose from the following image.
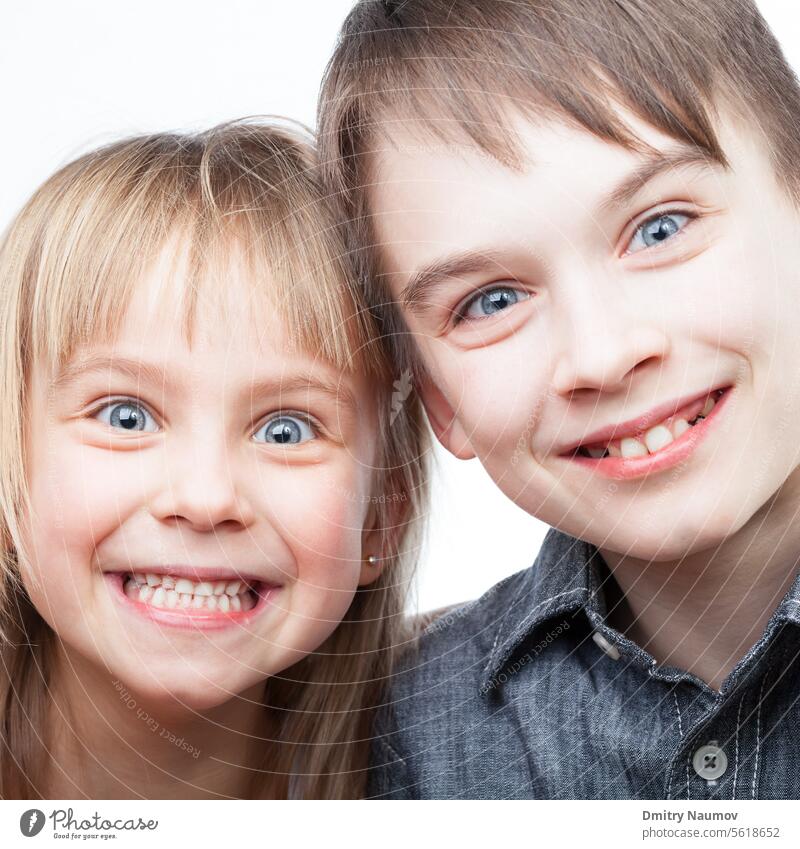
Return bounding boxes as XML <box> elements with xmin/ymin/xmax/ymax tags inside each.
<box><xmin>148</xmin><ymin>438</ymin><xmax>257</xmax><ymax>532</ymax></box>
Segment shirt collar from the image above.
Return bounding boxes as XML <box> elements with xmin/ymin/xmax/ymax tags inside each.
<box><xmin>776</xmin><ymin>565</ymin><xmax>800</xmax><ymax>627</ymax></box>
<box><xmin>481</xmin><ymin>527</ymin><xmax>603</xmax><ymax>691</ymax></box>
<box><xmin>481</xmin><ymin>526</ymin><xmax>800</xmax><ymax>693</ymax></box>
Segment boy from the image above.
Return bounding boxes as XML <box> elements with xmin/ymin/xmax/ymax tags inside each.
<box><xmin>318</xmin><ymin>0</ymin><xmax>800</xmax><ymax>798</ymax></box>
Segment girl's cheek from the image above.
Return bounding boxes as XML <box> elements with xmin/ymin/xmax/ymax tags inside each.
<box><xmin>22</xmin><ymin>437</ymin><xmax>142</xmax><ymax>590</ymax></box>
<box><xmin>42</xmin><ymin>448</ymin><xmax>131</xmax><ymax>545</ymax></box>
<box><xmin>272</xmin><ymin>470</ymin><xmax>368</xmax><ymax>589</ymax></box>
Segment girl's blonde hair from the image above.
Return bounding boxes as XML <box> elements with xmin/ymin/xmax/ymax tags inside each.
<box><xmin>0</xmin><ymin>118</ymin><xmax>429</xmax><ymax>799</ymax></box>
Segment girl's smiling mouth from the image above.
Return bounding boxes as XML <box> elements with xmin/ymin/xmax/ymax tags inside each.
<box><xmin>559</xmin><ymin>385</ymin><xmax>732</xmax><ymax>480</ymax></box>
<box><xmin>104</xmin><ymin>567</ymin><xmax>281</xmax><ymax>629</ymax></box>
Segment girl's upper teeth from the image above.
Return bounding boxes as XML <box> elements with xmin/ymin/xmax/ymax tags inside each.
<box><xmin>583</xmin><ymin>391</ymin><xmax>720</xmax><ymax>459</ymax></box>
<box><xmin>134</xmin><ymin>573</ymin><xmax>245</xmax><ymax>595</ymax></box>
<box><xmin>123</xmin><ymin>572</ymin><xmax>255</xmax><ymax>611</ymax></box>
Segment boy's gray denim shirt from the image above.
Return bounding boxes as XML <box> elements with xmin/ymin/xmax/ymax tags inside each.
<box><xmin>367</xmin><ymin>528</ymin><xmax>800</xmax><ymax>799</ymax></box>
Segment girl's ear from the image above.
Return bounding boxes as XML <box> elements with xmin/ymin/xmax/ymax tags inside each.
<box><xmin>418</xmin><ymin>377</ymin><xmax>476</xmax><ymax>460</ymax></box>
<box><xmin>358</xmin><ymin>506</ymin><xmax>387</xmax><ymax>586</ymax></box>
<box><xmin>359</xmin><ymin>481</ymin><xmax>416</xmax><ymax>587</ymax></box>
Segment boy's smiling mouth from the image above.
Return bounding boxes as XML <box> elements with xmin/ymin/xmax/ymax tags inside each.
<box><xmin>559</xmin><ymin>385</ymin><xmax>732</xmax><ymax>478</ymax></box>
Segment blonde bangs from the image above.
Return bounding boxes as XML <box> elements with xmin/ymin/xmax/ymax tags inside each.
<box><xmin>15</xmin><ymin>121</ymin><xmax>383</xmax><ymax>383</ymax></box>
<box><xmin>185</xmin><ymin>198</ymin><xmax>385</xmax><ymax>380</ymax></box>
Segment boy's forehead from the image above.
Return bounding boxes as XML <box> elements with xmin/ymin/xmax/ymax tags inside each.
<box><xmin>371</xmin><ymin>106</ymin><xmax>716</xmax><ymax>204</ymax></box>
<box><xmin>369</xmin><ymin>105</ymin><xmax>771</xmax><ymax>285</ymax></box>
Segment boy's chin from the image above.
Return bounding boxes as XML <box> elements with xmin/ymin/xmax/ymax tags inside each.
<box><xmin>588</xmin><ymin>514</ymin><xmax>743</xmax><ymax>563</ymax></box>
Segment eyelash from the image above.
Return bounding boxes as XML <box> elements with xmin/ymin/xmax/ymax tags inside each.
<box><xmin>451</xmin><ymin>207</ymin><xmax>698</xmax><ymax>326</ymax></box>
<box><xmin>88</xmin><ymin>397</ymin><xmax>322</xmax><ymax>443</ymax></box>
<box><xmin>451</xmin><ymin>286</ymin><xmax>528</xmax><ymax>326</ymax></box>
<box><xmin>624</xmin><ymin>206</ymin><xmax>698</xmax><ymax>255</ymax></box>
<box><xmin>89</xmin><ymin>397</ymin><xmax>160</xmax><ymax>431</ymax></box>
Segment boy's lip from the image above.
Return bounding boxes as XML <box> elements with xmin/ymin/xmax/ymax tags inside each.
<box><xmin>562</xmin><ymin>385</ymin><xmax>731</xmax><ymax>480</ymax></box>
<box><xmin>557</xmin><ymin>384</ymin><xmax>730</xmax><ymax>455</ymax></box>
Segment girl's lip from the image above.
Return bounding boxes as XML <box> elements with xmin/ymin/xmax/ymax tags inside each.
<box><xmin>563</xmin><ymin>385</ymin><xmax>732</xmax><ymax>480</ymax></box>
<box><xmin>104</xmin><ymin>572</ymin><xmax>278</xmax><ymax>630</ymax></box>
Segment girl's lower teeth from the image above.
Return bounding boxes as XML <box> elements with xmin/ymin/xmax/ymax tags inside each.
<box><xmin>580</xmin><ymin>391</ymin><xmax>722</xmax><ymax>459</ymax></box>
<box><xmin>122</xmin><ymin>574</ymin><xmax>256</xmax><ymax>612</ymax></box>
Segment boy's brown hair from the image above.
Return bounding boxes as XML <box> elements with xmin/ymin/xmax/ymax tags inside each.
<box><xmin>318</xmin><ymin>0</ymin><xmax>800</xmax><ymax>378</ymax></box>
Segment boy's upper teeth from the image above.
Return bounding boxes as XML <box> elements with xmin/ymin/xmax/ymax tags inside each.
<box><xmin>582</xmin><ymin>392</ymin><xmax>719</xmax><ymax>458</ymax></box>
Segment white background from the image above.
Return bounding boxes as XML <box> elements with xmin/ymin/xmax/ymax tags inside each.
<box><xmin>1</xmin><ymin>0</ymin><xmax>796</xmax><ymax>612</ymax></box>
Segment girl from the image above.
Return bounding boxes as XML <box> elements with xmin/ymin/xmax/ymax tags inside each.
<box><xmin>0</xmin><ymin>119</ymin><xmax>429</xmax><ymax>799</ymax></box>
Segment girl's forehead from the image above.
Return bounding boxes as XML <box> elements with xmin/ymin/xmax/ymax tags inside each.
<box><xmin>121</xmin><ymin>237</ymin><xmax>295</xmax><ymax>355</ymax></box>
<box><xmin>37</xmin><ymin>220</ymin><xmax>384</xmax><ymax>396</ymax></box>
<box><xmin>50</xmin><ymin>238</ymin><xmax>372</xmax><ymax>403</ymax></box>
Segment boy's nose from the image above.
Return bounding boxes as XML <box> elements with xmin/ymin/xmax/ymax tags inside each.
<box><xmin>550</xmin><ymin>291</ymin><xmax>670</xmax><ymax>396</ymax></box>
<box><xmin>149</xmin><ymin>438</ymin><xmax>257</xmax><ymax>532</ymax></box>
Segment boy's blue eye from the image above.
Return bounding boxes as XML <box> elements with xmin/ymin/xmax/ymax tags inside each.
<box><xmin>94</xmin><ymin>400</ymin><xmax>158</xmax><ymax>432</ymax></box>
<box><xmin>459</xmin><ymin>286</ymin><xmax>530</xmax><ymax>321</ymax></box>
<box><xmin>253</xmin><ymin>415</ymin><xmax>315</xmax><ymax>445</ymax></box>
<box><xmin>628</xmin><ymin>211</ymin><xmax>691</xmax><ymax>253</ymax></box>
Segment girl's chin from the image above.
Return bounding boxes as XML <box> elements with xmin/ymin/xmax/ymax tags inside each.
<box><xmin>111</xmin><ymin>673</ymin><xmax>265</xmax><ymax>714</ymax></box>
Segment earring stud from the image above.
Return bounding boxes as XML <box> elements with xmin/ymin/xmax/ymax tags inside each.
<box><xmin>366</xmin><ymin>554</ymin><xmax>381</xmax><ymax>566</ymax></box>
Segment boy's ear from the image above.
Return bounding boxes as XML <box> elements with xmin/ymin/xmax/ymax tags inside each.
<box><xmin>418</xmin><ymin>377</ymin><xmax>476</xmax><ymax>460</ymax></box>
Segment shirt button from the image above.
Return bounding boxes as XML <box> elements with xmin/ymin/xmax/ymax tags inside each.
<box><xmin>592</xmin><ymin>631</ymin><xmax>620</xmax><ymax>660</ymax></box>
<box><xmin>692</xmin><ymin>741</ymin><xmax>728</xmax><ymax>781</ymax></box>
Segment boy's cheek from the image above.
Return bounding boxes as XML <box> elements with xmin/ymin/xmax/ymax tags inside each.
<box><xmin>424</xmin><ymin>341</ymin><xmax>551</xmax><ymax>459</ymax></box>
<box><xmin>705</xmin><ymin>235</ymin><xmax>800</xmax><ymax>420</ymax></box>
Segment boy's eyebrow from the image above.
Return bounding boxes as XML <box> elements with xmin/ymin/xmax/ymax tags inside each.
<box><xmin>399</xmin><ymin>250</ymin><xmax>507</xmax><ymax>317</ymax></box>
<box><xmin>598</xmin><ymin>146</ymin><xmax>724</xmax><ymax>214</ymax></box>
<box><xmin>52</xmin><ymin>355</ymin><xmax>358</xmax><ymax>409</ymax></box>
<box><xmin>399</xmin><ymin>147</ymin><xmax>724</xmax><ymax>316</ymax></box>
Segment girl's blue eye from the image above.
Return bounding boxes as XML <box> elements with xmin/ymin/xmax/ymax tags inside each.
<box><xmin>94</xmin><ymin>400</ymin><xmax>158</xmax><ymax>432</ymax></box>
<box><xmin>253</xmin><ymin>415</ymin><xmax>315</xmax><ymax>445</ymax></box>
<box><xmin>459</xmin><ymin>285</ymin><xmax>530</xmax><ymax>322</ymax></box>
<box><xmin>627</xmin><ymin>211</ymin><xmax>691</xmax><ymax>253</ymax></box>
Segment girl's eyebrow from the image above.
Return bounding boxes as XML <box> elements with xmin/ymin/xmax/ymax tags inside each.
<box><xmin>53</xmin><ymin>355</ymin><xmax>167</xmax><ymax>391</ymax></box>
<box><xmin>52</xmin><ymin>355</ymin><xmax>358</xmax><ymax>409</ymax></box>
